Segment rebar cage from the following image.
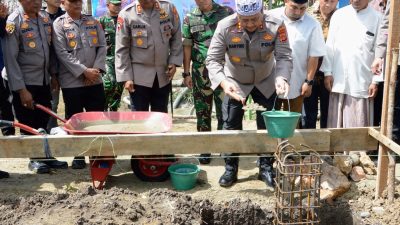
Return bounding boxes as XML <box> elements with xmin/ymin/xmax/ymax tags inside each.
<box><xmin>274</xmin><ymin>140</ymin><xmax>322</xmax><ymax>225</ymax></box>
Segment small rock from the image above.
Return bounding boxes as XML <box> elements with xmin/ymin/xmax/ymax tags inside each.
<box><xmin>334</xmin><ymin>154</ymin><xmax>353</xmax><ymax>175</ymax></box>
<box><xmin>359</xmin><ymin>153</ymin><xmax>376</xmax><ymax>175</ymax></box>
<box><xmin>350</xmin><ymin>154</ymin><xmax>360</xmax><ymax>166</ymax></box>
<box><xmin>372</xmin><ymin>207</ymin><xmax>385</xmax><ymax>215</ymax></box>
<box><xmin>350</xmin><ymin>166</ymin><xmax>366</xmax><ymax>182</ymax></box>
<box><xmin>360</xmin><ymin>211</ymin><xmax>370</xmax><ymax>218</ymax></box>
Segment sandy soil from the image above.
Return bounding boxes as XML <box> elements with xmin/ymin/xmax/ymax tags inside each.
<box><xmin>1</xmin><ymin>91</ymin><xmax>400</xmax><ymax>224</ymax></box>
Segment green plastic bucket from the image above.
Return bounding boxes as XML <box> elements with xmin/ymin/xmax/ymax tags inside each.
<box><xmin>168</xmin><ymin>164</ymin><xmax>200</xmax><ymax>191</ymax></box>
<box><xmin>261</xmin><ymin>110</ymin><xmax>301</xmax><ymax>138</ymax></box>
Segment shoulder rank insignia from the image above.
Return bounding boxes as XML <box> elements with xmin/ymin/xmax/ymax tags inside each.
<box><xmin>6</xmin><ymin>22</ymin><xmax>15</xmax><ymax>35</ymax></box>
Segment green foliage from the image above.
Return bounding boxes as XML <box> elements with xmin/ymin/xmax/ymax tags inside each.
<box><xmin>263</xmin><ymin>0</ymin><xmax>285</xmax><ymax>9</ymax></box>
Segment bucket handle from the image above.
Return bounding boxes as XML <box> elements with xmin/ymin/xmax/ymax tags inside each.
<box><xmin>272</xmin><ymin>95</ymin><xmax>291</xmax><ymax>112</ymax></box>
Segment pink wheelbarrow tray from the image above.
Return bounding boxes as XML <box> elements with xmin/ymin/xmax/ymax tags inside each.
<box><xmin>35</xmin><ymin>104</ymin><xmax>174</xmax><ymax>189</ymax></box>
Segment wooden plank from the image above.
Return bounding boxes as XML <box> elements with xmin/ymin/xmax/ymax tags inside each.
<box><xmin>329</xmin><ymin>127</ymin><xmax>378</xmax><ymax>152</ymax></box>
<box><xmin>0</xmin><ymin>128</ymin><xmax>378</xmax><ymax>158</ymax></box>
<box><xmin>369</xmin><ymin>128</ymin><xmax>400</xmax><ymax>157</ymax></box>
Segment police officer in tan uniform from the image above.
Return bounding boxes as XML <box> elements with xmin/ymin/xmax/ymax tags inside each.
<box><xmin>206</xmin><ymin>0</ymin><xmax>293</xmax><ymax>187</ymax></box>
<box><xmin>3</xmin><ymin>0</ymin><xmax>67</xmax><ymax>173</ymax></box>
<box><xmin>52</xmin><ymin>0</ymin><xmax>107</xmax><ymax>169</ymax></box>
<box><xmin>115</xmin><ymin>0</ymin><xmax>183</xmax><ymax>113</ymax></box>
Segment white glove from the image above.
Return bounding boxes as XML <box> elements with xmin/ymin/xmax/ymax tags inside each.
<box><xmin>275</xmin><ymin>76</ymin><xmax>289</xmax><ymax>98</ymax></box>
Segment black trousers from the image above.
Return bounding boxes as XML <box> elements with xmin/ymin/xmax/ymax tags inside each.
<box><xmin>0</xmin><ymin>77</ymin><xmax>15</xmax><ymax>135</ymax></box>
<box><xmin>222</xmin><ymin>88</ymin><xmax>276</xmax><ymax>159</ymax></box>
<box><xmin>12</xmin><ymin>85</ymin><xmax>51</xmax><ymax>135</ymax></box>
<box><xmin>129</xmin><ymin>76</ymin><xmax>171</xmax><ymax>113</ymax></box>
<box><xmin>62</xmin><ymin>84</ymin><xmax>105</xmax><ymax>119</ymax></box>
<box><xmin>303</xmin><ymin>72</ymin><xmax>329</xmax><ymax>129</ymax></box>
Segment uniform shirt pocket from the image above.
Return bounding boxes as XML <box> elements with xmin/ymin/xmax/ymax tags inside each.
<box><xmin>22</xmin><ymin>31</ymin><xmax>39</xmax><ymax>53</ymax></box>
<box><xmin>361</xmin><ymin>31</ymin><xmax>375</xmax><ymax>52</ymax></box>
<box><xmin>227</xmin><ymin>41</ymin><xmax>246</xmax><ymax>65</ymax></box>
<box><xmin>65</xmin><ymin>31</ymin><xmax>81</xmax><ymax>51</ymax></box>
<box><xmin>86</xmin><ymin>29</ymin><xmax>100</xmax><ymax>47</ymax></box>
<box><xmin>132</xmin><ymin>29</ymin><xmax>148</xmax><ymax>48</ymax></box>
<box><xmin>260</xmin><ymin>42</ymin><xmax>274</xmax><ymax>61</ymax></box>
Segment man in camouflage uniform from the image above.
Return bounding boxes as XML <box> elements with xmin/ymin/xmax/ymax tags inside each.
<box><xmin>182</xmin><ymin>0</ymin><xmax>233</xmax><ymax>164</ymax></box>
<box><xmin>99</xmin><ymin>0</ymin><xmax>123</xmax><ymax>111</ymax></box>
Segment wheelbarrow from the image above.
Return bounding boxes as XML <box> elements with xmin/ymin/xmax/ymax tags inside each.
<box><xmin>34</xmin><ymin>104</ymin><xmax>175</xmax><ymax>189</ymax></box>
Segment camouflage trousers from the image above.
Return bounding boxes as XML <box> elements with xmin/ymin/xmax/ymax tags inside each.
<box><xmin>103</xmin><ymin>59</ymin><xmax>124</xmax><ymax>111</ymax></box>
<box><xmin>192</xmin><ymin>64</ymin><xmax>224</xmax><ymax>131</ymax></box>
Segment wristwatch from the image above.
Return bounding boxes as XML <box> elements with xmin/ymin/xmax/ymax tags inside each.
<box><xmin>182</xmin><ymin>72</ymin><xmax>190</xmax><ymax>78</ymax></box>
<box><xmin>304</xmin><ymin>79</ymin><xmax>314</xmax><ymax>86</ymax></box>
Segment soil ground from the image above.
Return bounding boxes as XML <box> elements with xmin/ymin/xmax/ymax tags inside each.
<box><xmin>1</xmin><ymin>90</ymin><xmax>400</xmax><ymax>224</ymax></box>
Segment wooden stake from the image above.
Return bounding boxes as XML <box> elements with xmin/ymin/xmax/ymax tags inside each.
<box><xmin>387</xmin><ymin>49</ymin><xmax>399</xmax><ymax>202</ymax></box>
<box><xmin>375</xmin><ymin>0</ymin><xmax>400</xmax><ymax>199</ymax></box>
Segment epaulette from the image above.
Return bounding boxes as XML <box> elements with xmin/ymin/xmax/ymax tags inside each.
<box><xmin>53</xmin><ymin>14</ymin><xmax>66</xmax><ymax>26</ymax></box>
<box><xmin>264</xmin><ymin>13</ymin><xmax>283</xmax><ymax>25</ymax></box>
<box><xmin>220</xmin><ymin>14</ymin><xmax>239</xmax><ymax>29</ymax></box>
<box><xmin>122</xmin><ymin>2</ymin><xmax>135</xmax><ymax>12</ymax></box>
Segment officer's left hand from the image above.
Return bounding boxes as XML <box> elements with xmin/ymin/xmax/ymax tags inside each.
<box><xmin>165</xmin><ymin>64</ymin><xmax>176</xmax><ymax>81</ymax></box>
<box><xmin>368</xmin><ymin>83</ymin><xmax>378</xmax><ymax>99</ymax></box>
<box><xmin>301</xmin><ymin>83</ymin><xmax>312</xmax><ymax>97</ymax></box>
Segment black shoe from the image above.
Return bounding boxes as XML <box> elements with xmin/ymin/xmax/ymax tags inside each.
<box><xmin>72</xmin><ymin>156</ymin><xmax>86</xmax><ymax>169</ymax></box>
<box><xmin>219</xmin><ymin>159</ymin><xmax>238</xmax><ymax>187</ymax></box>
<box><xmin>258</xmin><ymin>157</ymin><xmax>276</xmax><ymax>188</ymax></box>
<box><xmin>199</xmin><ymin>154</ymin><xmax>211</xmax><ymax>164</ymax></box>
<box><xmin>0</xmin><ymin>170</ymin><xmax>9</xmax><ymax>179</ymax></box>
<box><xmin>219</xmin><ymin>168</ymin><xmax>238</xmax><ymax>187</ymax></box>
<box><xmin>43</xmin><ymin>158</ymin><xmax>68</xmax><ymax>169</ymax></box>
<box><xmin>258</xmin><ymin>168</ymin><xmax>275</xmax><ymax>188</ymax></box>
<box><xmin>28</xmin><ymin>161</ymin><xmax>50</xmax><ymax>174</ymax></box>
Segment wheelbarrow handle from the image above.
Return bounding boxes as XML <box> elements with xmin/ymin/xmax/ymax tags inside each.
<box><xmin>34</xmin><ymin>103</ymin><xmax>67</xmax><ymax>123</ymax></box>
<box><xmin>14</xmin><ymin>121</ymin><xmax>41</xmax><ymax>135</ymax></box>
<box><xmin>0</xmin><ymin>119</ymin><xmax>14</xmax><ymax>128</ymax></box>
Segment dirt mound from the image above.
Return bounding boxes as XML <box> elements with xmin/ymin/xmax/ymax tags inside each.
<box><xmin>0</xmin><ymin>186</ymin><xmax>274</xmax><ymax>225</ymax></box>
